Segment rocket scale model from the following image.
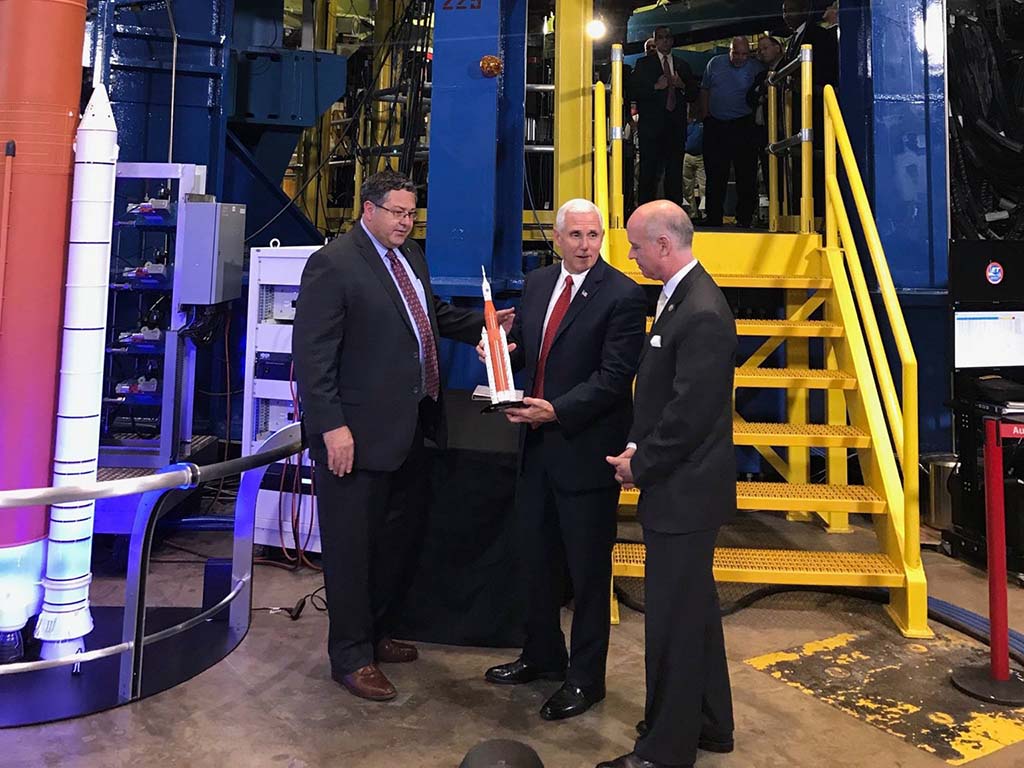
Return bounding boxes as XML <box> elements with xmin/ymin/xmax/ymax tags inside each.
<box><xmin>479</xmin><ymin>267</ymin><xmax>522</xmax><ymax>411</ymax></box>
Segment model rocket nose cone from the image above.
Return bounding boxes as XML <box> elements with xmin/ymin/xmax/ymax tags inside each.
<box><xmin>80</xmin><ymin>84</ymin><xmax>117</xmax><ymax>131</ymax></box>
<box><xmin>481</xmin><ymin>266</ymin><xmax>487</xmax><ymax>279</ymax></box>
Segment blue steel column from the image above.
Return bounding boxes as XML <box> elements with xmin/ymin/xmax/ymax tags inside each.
<box><xmin>495</xmin><ymin>0</ymin><xmax>528</xmax><ymax>285</ymax></box>
<box><xmin>841</xmin><ymin>0</ymin><xmax>950</xmax><ymax>451</ymax></box>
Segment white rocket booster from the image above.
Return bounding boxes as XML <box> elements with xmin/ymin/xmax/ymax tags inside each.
<box><xmin>34</xmin><ymin>84</ymin><xmax>119</xmax><ymax>659</ymax></box>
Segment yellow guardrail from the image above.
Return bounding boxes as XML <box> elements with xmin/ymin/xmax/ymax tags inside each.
<box><xmin>594</xmin><ymin>79</ymin><xmax>610</xmax><ymax>261</ymax></box>
<box><xmin>767</xmin><ymin>44</ymin><xmax>815</xmax><ymax>234</ymax></box>
<box><xmin>822</xmin><ymin>85</ymin><xmax>920</xmax><ymax>570</ymax></box>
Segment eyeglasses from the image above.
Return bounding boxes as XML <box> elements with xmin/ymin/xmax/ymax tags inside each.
<box><xmin>373</xmin><ymin>203</ymin><xmax>417</xmax><ymax>221</ymax></box>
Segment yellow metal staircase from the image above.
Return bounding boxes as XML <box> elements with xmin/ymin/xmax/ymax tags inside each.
<box><xmin>603</xmin><ymin>86</ymin><xmax>930</xmax><ymax>638</ymax></box>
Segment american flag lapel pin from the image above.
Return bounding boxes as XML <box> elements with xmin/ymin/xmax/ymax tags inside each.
<box><xmin>582</xmin><ymin>290</ymin><xmax>589</xmax><ymax>298</ymax></box>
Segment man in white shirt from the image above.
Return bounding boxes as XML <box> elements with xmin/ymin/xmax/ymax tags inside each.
<box><xmin>481</xmin><ymin>199</ymin><xmax>647</xmax><ymax>722</ymax></box>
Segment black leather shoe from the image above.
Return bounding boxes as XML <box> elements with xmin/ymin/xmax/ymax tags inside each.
<box><xmin>635</xmin><ymin>720</ymin><xmax>733</xmax><ymax>753</ymax></box>
<box><xmin>484</xmin><ymin>658</ymin><xmax>565</xmax><ymax>685</ymax></box>
<box><xmin>540</xmin><ymin>682</ymin><xmax>605</xmax><ymax>720</ymax></box>
<box><xmin>595</xmin><ymin>753</ymin><xmax>687</xmax><ymax>768</ymax></box>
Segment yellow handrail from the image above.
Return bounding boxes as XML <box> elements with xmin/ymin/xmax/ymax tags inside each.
<box><xmin>593</xmin><ymin>80</ymin><xmax>610</xmax><ymax>260</ymax></box>
<box><xmin>609</xmin><ymin>44</ymin><xmax>625</xmax><ymax>228</ymax></box>
<box><xmin>822</xmin><ymin>85</ymin><xmax>920</xmax><ymax>571</ymax></box>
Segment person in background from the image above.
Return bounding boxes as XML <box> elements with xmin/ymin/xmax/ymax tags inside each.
<box><xmin>698</xmin><ymin>36</ymin><xmax>763</xmax><ymax>228</ymax></box>
<box><xmin>681</xmin><ymin>109</ymin><xmax>705</xmax><ymax>221</ymax></box>
<box><xmin>748</xmin><ymin>35</ymin><xmax>784</xmax><ymax>219</ymax></box>
<box><xmin>632</xmin><ymin>26</ymin><xmax>699</xmax><ymax>206</ymax></box>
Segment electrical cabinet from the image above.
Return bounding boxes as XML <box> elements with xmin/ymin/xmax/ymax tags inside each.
<box><xmin>243</xmin><ymin>245</ymin><xmax>321</xmax><ymax>553</ymax></box>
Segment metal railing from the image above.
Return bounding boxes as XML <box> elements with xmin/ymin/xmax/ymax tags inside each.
<box><xmin>821</xmin><ymin>85</ymin><xmax>920</xmax><ymax>570</ymax></box>
<box><xmin>767</xmin><ymin>44</ymin><xmax>815</xmax><ymax>233</ymax></box>
<box><xmin>0</xmin><ymin>423</ymin><xmax>303</xmax><ymax>705</ymax></box>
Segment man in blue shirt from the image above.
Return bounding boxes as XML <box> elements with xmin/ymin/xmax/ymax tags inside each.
<box><xmin>699</xmin><ymin>37</ymin><xmax>763</xmax><ymax>227</ymax></box>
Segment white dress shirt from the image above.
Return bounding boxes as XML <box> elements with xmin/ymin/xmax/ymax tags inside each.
<box><xmin>656</xmin><ymin>259</ymin><xmax>700</xmax><ymax>321</ymax></box>
<box><xmin>541</xmin><ymin>264</ymin><xmax>591</xmax><ymax>340</ymax></box>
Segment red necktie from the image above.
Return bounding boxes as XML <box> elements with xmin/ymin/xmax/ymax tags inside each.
<box><xmin>662</xmin><ymin>55</ymin><xmax>676</xmax><ymax>112</ymax></box>
<box><xmin>533</xmin><ymin>276</ymin><xmax>573</xmax><ymax>398</ymax></box>
<box><xmin>385</xmin><ymin>249</ymin><xmax>439</xmax><ymax>399</ymax></box>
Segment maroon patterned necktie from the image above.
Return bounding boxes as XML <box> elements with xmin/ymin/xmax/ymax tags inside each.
<box><xmin>385</xmin><ymin>249</ymin><xmax>439</xmax><ymax>399</ymax></box>
<box><xmin>533</xmin><ymin>275</ymin><xmax>574</xmax><ymax>398</ymax></box>
<box><xmin>662</xmin><ymin>54</ymin><xmax>676</xmax><ymax>112</ymax></box>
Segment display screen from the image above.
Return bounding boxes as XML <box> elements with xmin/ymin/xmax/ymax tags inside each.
<box><xmin>954</xmin><ymin>311</ymin><xmax>1024</xmax><ymax>368</ymax></box>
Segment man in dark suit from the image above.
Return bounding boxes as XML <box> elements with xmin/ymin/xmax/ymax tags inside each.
<box><xmin>482</xmin><ymin>199</ymin><xmax>647</xmax><ymax>721</ymax></box>
<box><xmin>782</xmin><ymin>0</ymin><xmax>839</xmax><ymax>218</ymax></box>
<box><xmin>632</xmin><ymin>26</ymin><xmax>699</xmax><ymax>206</ymax></box>
<box><xmin>600</xmin><ymin>200</ymin><xmax>736</xmax><ymax>768</ymax></box>
<box><xmin>292</xmin><ymin>170</ymin><xmax>512</xmax><ymax>701</ymax></box>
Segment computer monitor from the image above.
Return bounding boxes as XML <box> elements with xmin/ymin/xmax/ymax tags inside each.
<box><xmin>953</xmin><ymin>310</ymin><xmax>1024</xmax><ymax>369</ymax></box>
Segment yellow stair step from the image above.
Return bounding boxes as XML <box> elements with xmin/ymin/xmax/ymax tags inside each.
<box><xmin>733</xmin><ymin>421</ymin><xmax>870</xmax><ymax>448</ymax></box>
<box><xmin>737</xmin><ymin>481</ymin><xmax>886</xmax><ymax>514</ymax></box>
<box><xmin>612</xmin><ymin>542</ymin><xmax>905</xmax><ymax>588</ymax></box>
<box><xmin>735</xmin><ymin>367</ymin><xmax>857</xmax><ymax>390</ymax></box>
<box><xmin>715</xmin><ymin>274</ymin><xmax>832</xmax><ymax>290</ymax></box>
<box><xmin>735</xmin><ymin>319</ymin><xmax>843</xmax><ymax>337</ymax></box>
<box><xmin>619</xmin><ymin>481</ymin><xmax>884</xmax><ymax>513</ymax></box>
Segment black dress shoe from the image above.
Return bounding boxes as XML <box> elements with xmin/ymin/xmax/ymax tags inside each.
<box><xmin>540</xmin><ymin>682</ymin><xmax>605</xmax><ymax>720</ymax></box>
<box><xmin>635</xmin><ymin>720</ymin><xmax>733</xmax><ymax>753</ymax></box>
<box><xmin>595</xmin><ymin>753</ymin><xmax>686</xmax><ymax>768</ymax></box>
<box><xmin>484</xmin><ymin>658</ymin><xmax>565</xmax><ymax>685</ymax></box>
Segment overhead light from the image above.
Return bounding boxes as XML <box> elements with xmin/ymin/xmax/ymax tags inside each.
<box><xmin>586</xmin><ymin>19</ymin><xmax>606</xmax><ymax>39</ymax></box>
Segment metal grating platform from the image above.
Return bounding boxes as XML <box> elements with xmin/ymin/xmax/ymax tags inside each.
<box><xmin>735</xmin><ymin>367</ymin><xmax>858</xmax><ymax>389</ymax></box>
<box><xmin>738</xmin><ymin>481</ymin><xmax>886</xmax><ymax>513</ymax></box>
<box><xmin>715</xmin><ymin>274</ymin><xmax>832</xmax><ymax>290</ymax></box>
<box><xmin>735</xmin><ymin>319</ymin><xmax>843</xmax><ymax>337</ymax></box>
<box><xmin>612</xmin><ymin>543</ymin><xmax>905</xmax><ymax>587</ymax></box>
<box><xmin>733</xmin><ymin>421</ymin><xmax>870</xmax><ymax>448</ymax></box>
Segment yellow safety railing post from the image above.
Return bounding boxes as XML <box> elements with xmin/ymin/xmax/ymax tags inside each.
<box><xmin>784</xmin><ymin>90</ymin><xmax>793</xmax><ymax>221</ymax></box>
<box><xmin>768</xmin><ymin>79</ymin><xmax>779</xmax><ymax>233</ymax></box>
<box><xmin>799</xmin><ymin>44</ymin><xmax>813</xmax><ymax>233</ymax></box>
<box><xmin>609</xmin><ymin>44</ymin><xmax>624</xmax><ymax>229</ymax></box>
<box><xmin>554</xmin><ymin>0</ymin><xmax>593</xmax><ymax>204</ymax></box>
<box><xmin>594</xmin><ymin>81</ymin><xmax>610</xmax><ymax>261</ymax></box>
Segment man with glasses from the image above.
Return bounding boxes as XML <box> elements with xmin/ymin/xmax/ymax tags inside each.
<box><xmin>293</xmin><ymin>169</ymin><xmax>513</xmax><ymax>701</ymax></box>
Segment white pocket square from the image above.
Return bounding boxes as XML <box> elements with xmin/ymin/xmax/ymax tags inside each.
<box><xmin>649</xmin><ymin>335</ymin><xmax>662</xmax><ymax>348</ymax></box>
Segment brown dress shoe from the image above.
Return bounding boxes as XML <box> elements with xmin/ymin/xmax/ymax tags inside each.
<box><xmin>334</xmin><ymin>664</ymin><xmax>397</xmax><ymax>701</ymax></box>
<box><xmin>376</xmin><ymin>638</ymin><xmax>418</xmax><ymax>663</ymax></box>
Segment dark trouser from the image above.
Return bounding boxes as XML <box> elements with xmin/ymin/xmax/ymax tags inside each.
<box><xmin>314</xmin><ymin>422</ymin><xmax>432</xmax><ymax>676</ymax></box>
<box><xmin>638</xmin><ymin>116</ymin><xmax>686</xmax><ymax>206</ymax></box>
<box><xmin>517</xmin><ymin>431</ymin><xmax>618</xmax><ymax>694</ymax></box>
<box><xmin>703</xmin><ymin>114</ymin><xmax>758</xmax><ymax>226</ymax></box>
<box><xmin>635</xmin><ymin>527</ymin><xmax>734</xmax><ymax>766</ymax></box>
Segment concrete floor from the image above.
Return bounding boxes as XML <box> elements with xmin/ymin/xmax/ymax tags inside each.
<box><xmin>3</xmin><ymin>518</ymin><xmax>1024</xmax><ymax>768</ymax></box>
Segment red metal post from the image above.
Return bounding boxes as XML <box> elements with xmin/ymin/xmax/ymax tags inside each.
<box><xmin>983</xmin><ymin>417</ymin><xmax>1010</xmax><ymax>682</ymax></box>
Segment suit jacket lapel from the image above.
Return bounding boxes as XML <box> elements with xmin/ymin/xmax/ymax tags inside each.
<box><xmin>639</xmin><ymin>262</ymin><xmax>705</xmax><ymax>366</ymax></box>
<box><xmin>551</xmin><ymin>258</ymin><xmax>607</xmax><ymax>348</ymax></box>
<box><xmin>353</xmin><ymin>225</ymin><xmax>416</xmax><ymax>339</ymax></box>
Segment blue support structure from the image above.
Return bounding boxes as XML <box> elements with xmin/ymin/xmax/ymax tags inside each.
<box><xmin>427</xmin><ymin>0</ymin><xmax>527</xmax><ymax>391</ymax></box>
<box><xmin>840</xmin><ymin>0</ymin><xmax>950</xmax><ymax>451</ymax></box>
<box><xmin>426</xmin><ymin>0</ymin><xmax>526</xmax><ymax>296</ymax></box>
<box><xmin>90</xmin><ymin>0</ymin><xmax>347</xmax><ymax>245</ymax></box>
